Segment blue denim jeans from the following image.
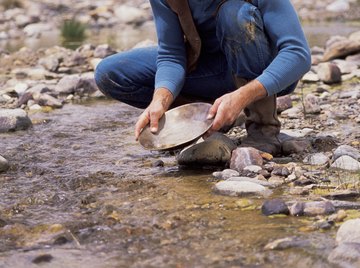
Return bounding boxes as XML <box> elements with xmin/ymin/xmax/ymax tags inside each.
<box><xmin>95</xmin><ymin>0</ymin><xmax>295</xmax><ymax>109</ymax></box>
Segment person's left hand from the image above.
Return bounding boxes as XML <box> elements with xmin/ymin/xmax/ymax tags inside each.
<box><xmin>207</xmin><ymin>80</ymin><xmax>268</xmax><ymax>133</ymax></box>
<box><xmin>207</xmin><ymin>91</ymin><xmax>244</xmax><ymax>132</ymax></box>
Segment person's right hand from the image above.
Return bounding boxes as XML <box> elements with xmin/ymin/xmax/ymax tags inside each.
<box><xmin>135</xmin><ymin>88</ymin><xmax>173</xmax><ymax>140</ymax></box>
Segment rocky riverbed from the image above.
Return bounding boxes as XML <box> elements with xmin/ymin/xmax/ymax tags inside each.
<box><xmin>1</xmin><ymin>0</ymin><xmax>360</xmax><ymax>267</ymax></box>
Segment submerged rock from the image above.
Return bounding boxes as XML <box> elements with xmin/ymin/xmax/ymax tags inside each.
<box><xmin>214</xmin><ymin>181</ymin><xmax>271</xmax><ymax>197</ymax></box>
<box><xmin>0</xmin><ymin>109</ymin><xmax>32</xmax><ymax>133</ymax></box>
<box><xmin>0</xmin><ymin>155</ymin><xmax>9</xmax><ymax>173</ymax></box>
<box><xmin>261</xmin><ymin>199</ymin><xmax>289</xmax><ymax>216</ymax></box>
<box><xmin>265</xmin><ymin>237</ymin><xmax>310</xmax><ymax>250</ymax></box>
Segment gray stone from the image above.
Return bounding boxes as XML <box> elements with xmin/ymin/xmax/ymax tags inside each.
<box><xmin>334</xmin><ymin>145</ymin><xmax>360</xmax><ymax>161</ymax></box>
<box><xmin>93</xmin><ymin>44</ymin><xmax>116</xmax><ymax>59</ymax></box>
<box><xmin>281</xmin><ymin>128</ymin><xmax>314</xmax><ymax>138</ymax></box>
<box><xmin>324</xmin><ymin>190</ymin><xmax>360</xmax><ymax>201</ymax></box>
<box><xmin>333</xmin><ymin>59</ymin><xmax>358</xmax><ymax>74</ymax></box>
<box><xmin>289</xmin><ymin>202</ymin><xmax>305</xmax><ymax>216</ymax></box>
<box><xmin>276</xmin><ymin>95</ymin><xmax>292</xmax><ymax>113</ymax></box>
<box><xmin>261</xmin><ymin>199</ymin><xmax>289</xmax><ymax>216</ymax></box>
<box><xmin>227</xmin><ymin>177</ymin><xmax>275</xmax><ymax>188</ymax></box>
<box><xmin>280</xmin><ymin>106</ymin><xmax>303</xmax><ymax>119</ymax></box>
<box><xmin>0</xmin><ymin>109</ymin><xmax>32</xmax><ymax>133</ymax></box>
<box><xmin>317</xmin><ymin>62</ymin><xmax>342</xmax><ymax>84</ymax></box>
<box><xmin>55</xmin><ymin>75</ymin><xmax>81</xmax><ymax>94</ymax></box>
<box><xmin>230</xmin><ymin>147</ymin><xmax>263</xmax><ymax>172</ymax></box>
<box><xmin>301</xmin><ymin>72</ymin><xmax>319</xmax><ymax>83</ymax></box>
<box><xmin>331</xmin><ymin>155</ymin><xmax>360</xmax><ymax>171</ymax></box>
<box><xmin>212</xmin><ymin>169</ymin><xmax>239</xmax><ymax>180</ymax></box>
<box><xmin>38</xmin><ymin>56</ymin><xmax>59</xmax><ymax>72</ymax></box>
<box><xmin>177</xmin><ymin>133</ymin><xmax>236</xmax><ymax>166</ymax></box>
<box><xmin>76</xmin><ymin>72</ymin><xmax>99</xmax><ymax>96</ymax></box>
<box><xmin>0</xmin><ymin>155</ymin><xmax>9</xmax><ymax>173</ymax></box>
<box><xmin>265</xmin><ymin>237</ymin><xmax>310</xmax><ymax>250</ymax></box>
<box><xmin>328</xmin><ymin>242</ymin><xmax>360</xmax><ymax>267</ymax></box>
<box><xmin>271</xmin><ymin>166</ymin><xmax>291</xmax><ymax>177</ymax></box>
<box><xmin>331</xmin><ymin>200</ymin><xmax>360</xmax><ymax>210</ymax></box>
<box><xmin>303</xmin><ymin>153</ymin><xmax>330</xmax><ymax>166</ymax></box>
<box><xmin>303</xmin><ymin>201</ymin><xmax>336</xmax><ymax>216</ymax></box>
<box><xmin>304</xmin><ymin>93</ymin><xmax>321</xmax><ymax>114</ymax></box>
<box><xmin>35</xmin><ymin>93</ymin><xmax>63</xmax><ymax>108</ymax></box>
<box><xmin>214</xmin><ymin>181</ymin><xmax>271</xmax><ymax>197</ymax></box>
<box><xmin>282</xmin><ymin>139</ymin><xmax>312</xmax><ymax>156</ymax></box>
<box><xmin>336</xmin><ymin>219</ymin><xmax>360</xmax><ymax>244</ymax></box>
<box><xmin>243</xmin><ymin>165</ymin><xmax>262</xmax><ymax>173</ymax></box>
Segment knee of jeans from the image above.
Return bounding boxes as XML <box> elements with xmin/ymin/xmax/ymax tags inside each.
<box><xmin>94</xmin><ymin>58</ymin><xmax>111</xmax><ymax>95</ymax></box>
<box><xmin>217</xmin><ymin>0</ymin><xmax>259</xmax><ymax>41</ymax></box>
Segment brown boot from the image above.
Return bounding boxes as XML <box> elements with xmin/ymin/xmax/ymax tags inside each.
<box><xmin>241</xmin><ymin>94</ymin><xmax>282</xmax><ymax>156</ymax></box>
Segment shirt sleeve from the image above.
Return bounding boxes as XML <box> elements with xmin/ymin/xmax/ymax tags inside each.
<box><xmin>256</xmin><ymin>0</ymin><xmax>311</xmax><ymax>96</ymax></box>
<box><xmin>149</xmin><ymin>0</ymin><xmax>187</xmax><ymax>99</ymax></box>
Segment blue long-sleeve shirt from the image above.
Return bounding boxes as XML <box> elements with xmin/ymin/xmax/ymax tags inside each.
<box><xmin>149</xmin><ymin>0</ymin><xmax>311</xmax><ymax>98</ymax></box>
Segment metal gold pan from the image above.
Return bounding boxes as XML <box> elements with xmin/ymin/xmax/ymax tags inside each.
<box><xmin>138</xmin><ymin>102</ymin><xmax>213</xmax><ymax>151</ymax></box>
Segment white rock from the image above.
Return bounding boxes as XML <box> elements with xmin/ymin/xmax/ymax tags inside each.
<box><xmin>244</xmin><ymin>165</ymin><xmax>263</xmax><ymax>173</ymax></box>
<box><xmin>303</xmin><ymin>153</ymin><xmax>330</xmax><ymax>166</ymax></box>
<box><xmin>331</xmin><ymin>155</ymin><xmax>360</xmax><ymax>171</ymax></box>
<box><xmin>214</xmin><ymin>181</ymin><xmax>271</xmax><ymax>197</ymax></box>
<box><xmin>326</xmin><ymin>0</ymin><xmax>350</xmax><ymax>12</ymax></box>
<box><xmin>336</xmin><ymin>219</ymin><xmax>360</xmax><ymax>244</ymax></box>
<box><xmin>114</xmin><ymin>5</ymin><xmax>147</xmax><ymax>24</ymax></box>
<box><xmin>23</xmin><ymin>23</ymin><xmax>53</xmax><ymax>37</ymax></box>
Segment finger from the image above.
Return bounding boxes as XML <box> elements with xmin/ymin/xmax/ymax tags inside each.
<box><xmin>207</xmin><ymin>98</ymin><xmax>222</xmax><ymax>119</ymax></box>
<box><xmin>149</xmin><ymin>109</ymin><xmax>161</xmax><ymax>133</ymax></box>
<box><xmin>211</xmin><ymin>104</ymin><xmax>227</xmax><ymax>131</ymax></box>
<box><xmin>134</xmin><ymin>112</ymin><xmax>150</xmax><ymax>140</ymax></box>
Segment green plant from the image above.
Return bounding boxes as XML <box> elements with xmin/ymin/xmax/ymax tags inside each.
<box><xmin>1</xmin><ymin>0</ymin><xmax>22</xmax><ymax>9</ymax></box>
<box><xmin>61</xmin><ymin>19</ymin><xmax>86</xmax><ymax>40</ymax></box>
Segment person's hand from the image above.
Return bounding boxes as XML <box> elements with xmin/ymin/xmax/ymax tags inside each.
<box><xmin>207</xmin><ymin>91</ymin><xmax>244</xmax><ymax>132</ymax></box>
<box><xmin>207</xmin><ymin>80</ymin><xmax>267</xmax><ymax>132</ymax></box>
<box><xmin>135</xmin><ymin>88</ymin><xmax>173</xmax><ymax>140</ymax></box>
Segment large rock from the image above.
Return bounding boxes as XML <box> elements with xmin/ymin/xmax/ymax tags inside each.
<box><xmin>0</xmin><ymin>155</ymin><xmax>9</xmax><ymax>173</ymax></box>
<box><xmin>212</xmin><ymin>169</ymin><xmax>239</xmax><ymax>180</ymax></box>
<box><xmin>328</xmin><ymin>242</ymin><xmax>360</xmax><ymax>267</ymax></box>
<box><xmin>331</xmin><ymin>155</ymin><xmax>360</xmax><ymax>171</ymax></box>
<box><xmin>303</xmin><ymin>201</ymin><xmax>336</xmax><ymax>216</ymax></box>
<box><xmin>227</xmin><ymin>177</ymin><xmax>275</xmax><ymax>188</ymax></box>
<box><xmin>214</xmin><ymin>181</ymin><xmax>271</xmax><ymax>197</ymax></box>
<box><xmin>177</xmin><ymin>133</ymin><xmax>236</xmax><ymax>166</ymax></box>
<box><xmin>336</xmin><ymin>219</ymin><xmax>360</xmax><ymax>244</ymax></box>
<box><xmin>323</xmin><ymin>39</ymin><xmax>360</xmax><ymax>62</ymax></box>
<box><xmin>317</xmin><ymin>62</ymin><xmax>342</xmax><ymax>84</ymax></box>
<box><xmin>0</xmin><ymin>109</ymin><xmax>32</xmax><ymax>133</ymax></box>
<box><xmin>333</xmin><ymin>59</ymin><xmax>358</xmax><ymax>74</ymax></box>
<box><xmin>333</xmin><ymin>145</ymin><xmax>360</xmax><ymax>161</ymax></box>
<box><xmin>230</xmin><ymin>147</ymin><xmax>263</xmax><ymax>172</ymax></box>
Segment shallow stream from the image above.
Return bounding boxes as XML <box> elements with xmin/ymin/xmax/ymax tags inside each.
<box><xmin>0</xmin><ymin>100</ymin><xmax>341</xmax><ymax>267</ymax></box>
